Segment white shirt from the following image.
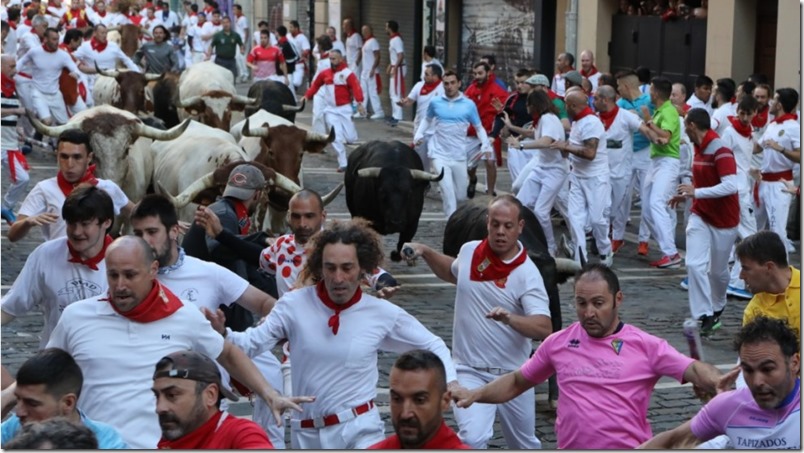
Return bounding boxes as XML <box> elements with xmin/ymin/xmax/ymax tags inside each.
<box><xmin>388</xmin><ymin>34</ymin><xmax>404</xmax><ymax>70</ymax></box>
<box><xmin>604</xmin><ymin>108</ymin><xmax>642</xmax><ymax>179</ymax></box>
<box><xmin>73</xmin><ymin>40</ymin><xmax>140</xmax><ymax>72</ymax></box>
<box><xmin>759</xmin><ymin>118</ymin><xmax>800</xmax><ymax>174</ymax></box>
<box><xmin>1</xmin><ymin>237</ymin><xmax>108</xmax><ymax>349</ymax></box>
<box><xmin>552</xmin><ymin>72</ymin><xmax>567</xmax><ymax>98</ymax></box>
<box><xmin>344</xmin><ymin>31</ymin><xmax>362</xmax><ymax>70</ymax></box>
<box><xmin>15</xmin><ymin>31</ymin><xmax>40</xmax><ymax>74</ymax></box>
<box><xmin>710</xmin><ymin>102</ymin><xmax>737</xmax><ymax>135</ymax></box>
<box><xmin>406</xmin><ymin>80</ymin><xmax>444</xmax><ymax>129</ymax></box>
<box><xmin>189</xmin><ymin>23</ymin><xmax>207</xmax><ymax>52</ymax></box>
<box><xmin>292</xmin><ymin>31</ymin><xmax>310</xmax><ymax>55</ymax></box>
<box><xmin>157</xmin><ymin>9</ymin><xmax>179</xmax><ymax>28</ymax></box>
<box><xmin>180</xmin><ymin>12</ymin><xmax>198</xmax><ymax>30</ymax></box>
<box><xmin>18</xmin><ymin>177</ymin><xmax>130</xmax><ymax>241</ymax></box>
<box><xmin>529</xmin><ymin>113</ymin><xmax>566</xmax><ymax>169</ymax></box>
<box><xmin>686</xmin><ymin>93</ymin><xmax>714</xmax><ymax>116</ymax></box>
<box><xmin>226</xmin><ymin>285</ymin><xmax>458</xmax><ymax>419</ymax></box>
<box><xmin>721</xmin><ymin>125</ymin><xmax>756</xmax><ymax>184</ymax></box>
<box><xmin>45</xmin><ymin>4</ymin><xmax>67</xmax><ymax>28</ymax></box>
<box><xmin>17</xmin><ymin>47</ymin><xmax>79</xmax><ymax>94</ymax></box>
<box><xmin>586</xmin><ymin>72</ymin><xmax>602</xmax><ymax>93</ymax></box>
<box><xmin>15</xmin><ymin>23</ymin><xmax>31</xmax><ymax>44</ymax></box>
<box><xmin>157</xmin><ymin>255</ymin><xmax>249</xmax><ymax>311</ymax></box>
<box><xmin>104</xmin><ymin>11</ymin><xmax>132</xmax><ymax>26</ymax></box>
<box><xmin>568</xmin><ymin>114</ymin><xmax>608</xmax><ymax>178</ymax></box>
<box><xmin>234</xmin><ymin>14</ymin><xmax>248</xmax><ymax>41</ymax></box>
<box><xmin>360</xmin><ymin>36</ymin><xmax>379</xmax><ymax>77</ymax></box>
<box><xmin>46</xmin><ymin>296</ymin><xmax>225</xmax><ymax>449</ymax></box>
<box><xmin>450</xmin><ymin>240</ymin><xmax>550</xmax><ymax>371</ymax></box>
<box><xmin>3</xmin><ymin>26</ymin><xmax>17</xmax><ymax>55</ymax></box>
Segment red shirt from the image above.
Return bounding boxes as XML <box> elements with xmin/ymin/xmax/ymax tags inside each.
<box><xmin>464</xmin><ymin>78</ymin><xmax>508</xmax><ymax>137</ymax></box>
<box><xmin>247</xmin><ymin>45</ymin><xmax>284</xmax><ymax>64</ymax></box>
<box><xmin>691</xmin><ymin>130</ymin><xmax>739</xmax><ymax>229</ymax></box>
<box><xmin>157</xmin><ymin>411</ymin><xmax>274</xmax><ymax>449</ymax></box>
<box><xmin>369</xmin><ymin>421</ymin><xmax>470</xmax><ymax>449</ymax></box>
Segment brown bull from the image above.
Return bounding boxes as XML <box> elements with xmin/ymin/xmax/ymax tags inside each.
<box><xmin>95</xmin><ymin>62</ymin><xmax>161</xmax><ymax>115</ymax></box>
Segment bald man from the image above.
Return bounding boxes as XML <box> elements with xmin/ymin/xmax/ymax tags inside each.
<box><xmin>579</xmin><ymin>50</ymin><xmax>601</xmax><ymax>93</ymax></box>
<box><xmin>549</xmin><ymin>90</ymin><xmax>612</xmax><ymax>266</ymax></box>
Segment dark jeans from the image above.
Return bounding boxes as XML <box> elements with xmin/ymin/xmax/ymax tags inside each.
<box><xmin>215</xmin><ymin>56</ymin><xmax>238</xmax><ymax>80</ymax></box>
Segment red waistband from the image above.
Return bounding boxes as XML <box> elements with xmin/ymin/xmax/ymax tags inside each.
<box><xmin>761</xmin><ymin>170</ymin><xmax>794</xmax><ymax>182</ymax></box>
<box><xmin>299</xmin><ymin>400</ymin><xmax>374</xmax><ymax>428</ymax></box>
<box><xmin>17</xmin><ymin>72</ymin><xmax>32</xmax><ymax>79</ymax></box>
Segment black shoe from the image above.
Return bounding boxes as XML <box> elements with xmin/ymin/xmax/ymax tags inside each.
<box><xmin>700</xmin><ymin>315</ymin><xmax>720</xmax><ymax>337</ymax></box>
<box><xmin>467</xmin><ymin>178</ymin><xmax>477</xmax><ymax>199</ymax></box>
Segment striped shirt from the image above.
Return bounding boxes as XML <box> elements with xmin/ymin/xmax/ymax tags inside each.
<box><xmin>1</xmin><ymin>87</ymin><xmax>20</xmax><ymax>152</ymax></box>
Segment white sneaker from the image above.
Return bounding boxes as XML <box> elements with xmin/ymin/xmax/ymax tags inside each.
<box><xmin>352</xmin><ymin>112</ymin><xmax>364</xmax><ymax>119</ymax></box>
<box><xmin>560</xmin><ymin>234</ymin><xmax>575</xmax><ymax>259</ymax></box>
<box><xmin>600</xmin><ymin>253</ymin><xmax>613</xmax><ymax>267</ymax></box>
<box><xmin>370</xmin><ymin>113</ymin><xmax>385</xmax><ymax>120</ymax></box>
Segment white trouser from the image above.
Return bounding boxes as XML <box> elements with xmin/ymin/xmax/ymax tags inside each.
<box><xmin>236</xmin><ymin>45</ymin><xmax>248</xmax><ymax>78</ymax></box>
<box><xmin>292</xmin><ymin>64</ymin><xmax>305</xmax><ymax>89</ymax></box>
<box><xmin>453</xmin><ymin>365</ymin><xmax>541</xmax><ymax>449</ymax></box>
<box><xmin>68</xmin><ymin>95</ymin><xmax>87</xmax><ymax>116</ymax></box>
<box><xmin>685</xmin><ymin>213</ymin><xmax>738</xmax><ymax>319</ymax></box>
<box><xmin>729</xmin><ymin>183</ymin><xmax>759</xmax><ymax>289</ymax></box>
<box><xmin>412</xmin><ymin>117</ymin><xmax>431</xmax><ymax>171</ymax></box>
<box><xmin>610</xmin><ymin>176</ymin><xmax>630</xmax><ymax>241</ymax></box>
<box><xmin>290</xmin><ymin>408</ymin><xmax>384</xmax><ymax>449</ymax></box>
<box><xmin>184</xmin><ymin>46</ymin><xmax>193</xmax><ymax>69</ymax></box>
<box><xmin>1</xmin><ymin>150</ymin><xmax>30</xmax><ymax>211</ymax></box>
<box><xmin>311</xmin><ymin>91</ymin><xmax>327</xmax><ymax>135</ymax></box>
<box><xmin>359</xmin><ymin>73</ymin><xmax>383</xmax><ymax>116</ymax></box>
<box><xmin>517</xmin><ymin>166</ymin><xmax>569</xmax><ymax>255</ymax></box>
<box><xmin>756</xmin><ymin>180</ymin><xmax>795</xmax><ymax>253</ymax></box>
<box><xmin>507</xmin><ymin>147</ymin><xmax>537</xmax><ymax>182</ymax></box>
<box><xmin>627</xmin><ymin>146</ymin><xmax>652</xmax><ymax>242</ymax></box>
<box><xmin>568</xmin><ymin>173</ymin><xmax>612</xmax><ymax>263</ymax></box>
<box><xmin>250</xmin><ymin>351</ymin><xmax>288</xmax><ymax>449</ymax></box>
<box><xmin>389</xmin><ymin>65</ymin><xmax>405</xmax><ymax>120</ymax></box>
<box><xmin>14</xmin><ymin>76</ymin><xmax>33</xmax><ymax>110</ymax></box>
<box><xmin>323</xmin><ymin>104</ymin><xmax>358</xmax><ymax>168</ymax></box>
<box><xmin>431</xmin><ymin>157</ymin><xmax>468</xmax><ymax>217</ymax></box>
<box><xmin>30</xmin><ymin>88</ymin><xmax>69</xmax><ymax>125</ymax></box>
<box><xmin>642</xmin><ymin>156</ymin><xmax>680</xmax><ymax>256</ymax></box>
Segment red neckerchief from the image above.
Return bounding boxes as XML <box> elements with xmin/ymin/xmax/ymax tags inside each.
<box><xmin>107</xmin><ymin>279</ymin><xmax>183</xmax><ymax>322</ymax></box>
<box><xmin>58</xmin><ymin>42</ymin><xmax>74</xmax><ymax>55</ymax></box>
<box><xmin>580</xmin><ymin>65</ymin><xmax>598</xmax><ymax>77</ymax></box>
<box><xmin>23</xmin><ymin>18</ymin><xmax>32</xmax><ymax>26</ymax></box>
<box><xmin>231</xmin><ymin>199</ymin><xmax>251</xmax><ymax>235</ymax></box>
<box><xmin>315</xmin><ymin>280</ymin><xmax>362</xmax><ymax>335</ymax></box>
<box><xmin>469</xmin><ymin>239</ymin><xmax>527</xmax><ymax>282</ymax></box>
<box><xmin>728</xmin><ymin>116</ymin><xmax>752</xmax><ymax>138</ymax></box>
<box><xmin>694</xmin><ymin>129</ymin><xmax>719</xmax><ymax>156</ymax></box>
<box><xmin>67</xmin><ymin>234</ymin><xmax>112</xmax><ymax>270</ymax></box>
<box><xmin>773</xmin><ymin>112</ymin><xmax>798</xmax><ymax>124</ymax></box>
<box><xmin>598</xmin><ymin>105</ymin><xmax>619</xmax><ymax>131</ymax></box>
<box><xmin>572</xmin><ymin>106</ymin><xmax>595</xmax><ymax>122</ymax></box>
<box><xmin>389</xmin><ymin>32</ymin><xmax>400</xmax><ymax>40</ymax></box>
<box><xmin>277</xmin><ymin>36</ymin><xmax>288</xmax><ymax>45</ymax></box>
<box><xmin>42</xmin><ymin>44</ymin><xmax>57</xmax><ymax>53</ymax></box>
<box><xmin>1</xmin><ymin>73</ymin><xmax>15</xmax><ymax>98</ymax></box>
<box><xmin>531</xmin><ymin>112</ymin><xmax>542</xmax><ymax>127</ymax></box>
<box><xmin>546</xmin><ymin>89</ymin><xmax>559</xmax><ymax>101</ymax></box>
<box><xmin>371</xmin><ymin>421</ymin><xmax>469</xmax><ymax>449</ymax></box>
<box><xmin>319</xmin><ymin>51</ymin><xmax>329</xmax><ymax>59</ymax></box>
<box><xmin>752</xmin><ymin>105</ymin><xmax>769</xmax><ymax>128</ymax></box>
<box><xmin>419</xmin><ymin>80</ymin><xmax>441</xmax><ymax>96</ymax></box>
<box><xmin>157</xmin><ymin>410</ymin><xmax>224</xmax><ymax>449</ymax></box>
<box><xmin>90</xmin><ymin>37</ymin><xmax>107</xmax><ymax>52</ymax></box>
<box><xmin>56</xmin><ymin>164</ymin><xmax>98</xmax><ymax>197</ymax></box>
<box><xmin>8</xmin><ymin>20</ymin><xmax>16</xmax><ymax>29</ymax></box>
<box><xmin>129</xmin><ymin>14</ymin><xmax>143</xmax><ymax>25</ymax></box>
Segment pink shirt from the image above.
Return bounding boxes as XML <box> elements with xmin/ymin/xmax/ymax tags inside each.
<box><xmin>690</xmin><ymin>379</ymin><xmax>800</xmax><ymax>449</ymax></box>
<box><xmin>520</xmin><ymin>322</ymin><xmax>695</xmax><ymax>449</ymax></box>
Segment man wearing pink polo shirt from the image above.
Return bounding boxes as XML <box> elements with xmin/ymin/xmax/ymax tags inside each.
<box><xmin>452</xmin><ymin>263</ymin><xmax>723</xmax><ymax>449</ymax></box>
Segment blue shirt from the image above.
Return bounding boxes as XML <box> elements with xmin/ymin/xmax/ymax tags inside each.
<box><xmin>617</xmin><ymin>93</ymin><xmax>654</xmax><ymax>152</ymax></box>
<box><xmin>1</xmin><ymin>410</ymin><xmax>128</xmax><ymax>449</ymax></box>
<box><xmin>415</xmin><ymin>93</ymin><xmax>486</xmax><ymax>161</ymax></box>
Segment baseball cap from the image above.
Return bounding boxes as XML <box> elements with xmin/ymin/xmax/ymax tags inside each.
<box><xmin>222</xmin><ymin>164</ymin><xmax>266</xmax><ymax>200</ymax></box>
<box><xmin>564</xmin><ymin>70</ymin><xmax>583</xmax><ymax>86</ymax></box>
<box><xmin>525</xmin><ymin>74</ymin><xmax>550</xmax><ymax>87</ymax></box>
<box><xmin>153</xmin><ymin>350</ymin><xmax>239</xmax><ymax>401</ymax></box>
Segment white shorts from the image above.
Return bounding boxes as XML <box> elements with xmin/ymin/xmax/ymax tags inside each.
<box><xmin>31</xmin><ymin>88</ymin><xmax>69</xmax><ymax>125</ymax></box>
<box><xmin>466</xmin><ymin>136</ymin><xmax>494</xmax><ymax>169</ymax></box>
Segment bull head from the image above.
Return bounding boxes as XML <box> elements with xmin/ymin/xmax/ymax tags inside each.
<box><xmin>357</xmin><ymin>167</ymin><xmax>444</xmax><ymax>182</ymax></box>
<box><xmin>304</xmin><ymin>127</ymin><xmax>335</xmax><ymax>148</ymax></box>
<box><xmin>27</xmin><ymin>110</ymin><xmax>190</xmax><ymax>142</ymax></box>
<box><xmin>95</xmin><ymin>62</ymin><xmax>161</xmax><ymax>81</ymax></box>
<box><xmin>241</xmin><ymin>118</ymin><xmax>268</xmax><ymax>137</ymax></box>
<box><xmin>282</xmin><ymin>97</ymin><xmax>306</xmax><ymax>113</ymax></box>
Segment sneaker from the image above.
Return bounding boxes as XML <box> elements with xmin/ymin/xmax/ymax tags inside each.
<box><xmin>637</xmin><ymin>241</ymin><xmax>649</xmax><ymax>256</ymax></box>
<box><xmin>726</xmin><ymin>285</ymin><xmax>752</xmax><ymax>300</ymax></box>
<box><xmin>21</xmin><ymin>143</ymin><xmax>33</xmax><ymax>155</ymax></box>
<box><xmin>700</xmin><ymin>315</ymin><xmax>716</xmax><ymax>337</ymax></box>
<box><xmin>370</xmin><ymin>112</ymin><xmax>385</xmax><ymax>120</ymax></box>
<box><xmin>611</xmin><ymin>239</ymin><xmax>625</xmax><ymax>254</ymax></box>
<box><xmin>387</xmin><ymin>118</ymin><xmax>399</xmax><ymax>127</ymax></box>
<box><xmin>336</xmin><ymin>166</ymin><xmax>347</xmax><ymax>173</ymax></box>
<box><xmin>352</xmin><ymin>112</ymin><xmax>364</xmax><ymax>119</ymax></box>
<box><xmin>1</xmin><ymin>208</ymin><xmax>15</xmax><ymax>225</ymax></box>
<box><xmin>560</xmin><ymin>234</ymin><xmax>575</xmax><ymax>259</ymax></box>
<box><xmin>650</xmin><ymin>253</ymin><xmax>682</xmax><ymax>268</ymax></box>
<box><xmin>467</xmin><ymin>177</ymin><xmax>477</xmax><ymax>199</ymax></box>
<box><xmin>600</xmin><ymin>253</ymin><xmax>613</xmax><ymax>267</ymax></box>
<box><xmin>680</xmin><ymin>277</ymin><xmax>688</xmax><ymax>290</ymax></box>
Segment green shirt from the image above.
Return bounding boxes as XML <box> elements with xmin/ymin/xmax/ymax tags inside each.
<box><xmin>552</xmin><ymin>98</ymin><xmax>568</xmax><ymax>120</ymax></box>
<box><xmin>650</xmin><ymin>100</ymin><xmax>680</xmax><ymax>159</ymax></box>
<box><xmin>210</xmin><ymin>31</ymin><xmax>242</xmax><ymax>59</ymax></box>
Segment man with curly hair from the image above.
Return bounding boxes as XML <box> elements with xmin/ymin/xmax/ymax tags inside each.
<box><xmin>207</xmin><ymin>219</ymin><xmax>459</xmax><ymax>449</ymax></box>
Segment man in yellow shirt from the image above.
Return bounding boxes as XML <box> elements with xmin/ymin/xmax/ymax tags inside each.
<box><xmin>736</xmin><ymin>231</ymin><xmax>800</xmax><ymax>339</ymax></box>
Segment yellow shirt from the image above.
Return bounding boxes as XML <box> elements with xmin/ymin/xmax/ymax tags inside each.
<box><xmin>743</xmin><ymin>267</ymin><xmax>801</xmax><ymax>339</ymax></box>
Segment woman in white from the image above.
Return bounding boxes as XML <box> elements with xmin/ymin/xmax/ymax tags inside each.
<box><xmin>510</xmin><ymin>90</ymin><xmax>569</xmax><ymax>256</ymax></box>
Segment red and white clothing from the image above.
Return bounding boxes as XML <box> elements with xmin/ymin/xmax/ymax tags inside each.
<box><xmin>1</xmin><ymin>237</ymin><xmax>108</xmax><ymax>349</ymax></box>
<box><xmin>17</xmin><ymin>46</ymin><xmax>79</xmax><ymax>123</ymax></box>
<box><xmin>405</xmin><ymin>79</ymin><xmax>444</xmax><ymax>171</ymax></box>
<box><xmin>46</xmin><ymin>293</ymin><xmax>226</xmax><ymax>449</ymax></box>
<box><xmin>464</xmin><ymin>78</ymin><xmax>508</xmax><ymax>166</ymax></box>
<box><xmin>450</xmin><ymin>240</ymin><xmax>548</xmax><ymax>448</ymax></box>
<box><xmin>369</xmin><ymin>421</ymin><xmax>470</xmax><ymax>449</ymax></box>
<box><xmin>580</xmin><ymin>66</ymin><xmax>601</xmax><ymax>93</ymax></box>
<box><xmin>710</xmin><ymin>101</ymin><xmax>737</xmax><ymax>136</ymax></box>
<box><xmin>61</xmin><ymin>7</ymin><xmax>89</xmax><ymax>29</ymax></box>
<box><xmin>304</xmin><ymin>62</ymin><xmax>363</xmax><ymax>168</ymax></box>
<box><xmin>247</xmin><ymin>45</ymin><xmax>286</xmax><ymax>82</ymax></box>
<box><xmin>567</xmin><ymin>111</ymin><xmax>611</xmax><ymax>263</ymax></box>
<box><xmin>252</xmin><ymin>29</ymin><xmax>277</xmax><ymax>48</ymax></box>
<box><xmin>685</xmin><ymin>130</ymin><xmax>739</xmax><ymax>320</ymax></box>
<box><xmin>602</xmin><ymin>107</ymin><xmax>643</xmax><ymax>242</ymax></box>
<box><xmin>290</xmin><ymin>31</ymin><xmax>310</xmax><ymax>88</ymax></box>
<box><xmin>225</xmin><ymin>284</ymin><xmax>458</xmax><ymax>449</ymax></box>
<box><xmin>387</xmin><ymin>33</ymin><xmax>405</xmax><ymax>120</ymax></box>
<box><xmin>18</xmin><ymin>177</ymin><xmax>129</xmax><ymax>241</ymax></box>
<box><xmin>157</xmin><ymin>410</ymin><xmax>273</xmax><ymax>449</ymax></box>
<box><xmin>359</xmin><ymin>35</ymin><xmax>382</xmax><ymax>117</ymax></box>
<box><xmin>521</xmin><ymin>322</ymin><xmax>695</xmax><ymax>449</ymax></box>
<box><xmin>45</xmin><ymin>3</ymin><xmax>67</xmax><ymax>28</ymax></box>
<box><xmin>344</xmin><ymin>30</ymin><xmax>362</xmax><ymax>74</ymax></box>
<box><xmin>756</xmin><ymin>114</ymin><xmax>800</xmax><ymax>253</ymax></box>
<box><xmin>1</xmin><ymin>78</ymin><xmax>29</xmax><ymax>213</ymax></box>
<box><xmin>73</xmin><ymin>39</ymin><xmax>140</xmax><ymax>105</ymax></box>
<box><xmin>686</xmin><ymin>93</ymin><xmax>714</xmax><ymax>116</ymax></box>
<box><xmin>551</xmin><ymin>69</ymin><xmax>571</xmax><ymax>98</ymax></box>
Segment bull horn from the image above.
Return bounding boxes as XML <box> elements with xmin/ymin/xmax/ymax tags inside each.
<box><xmin>272</xmin><ymin>172</ymin><xmax>302</xmax><ymax>193</ymax></box>
<box><xmin>28</xmin><ymin>111</ymin><xmax>80</xmax><ymax>137</ymax></box>
<box><xmin>136</xmin><ymin>118</ymin><xmax>191</xmax><ymax>141</ymax></box>
<box><xmin>144</xmin><ymin>72</ymin><xmax>163</xmax><ymax>81</ymax></box>
<box><xmin>241</xmin><ymin>118</ymin><xmax>269</xmax><ymax>137</ymax></box>
<box><xmin>232</xmin><ymin>94</ymin><xmax>258</xmax><ymax>105</ymax></box>
<box><xmin>177</xmin><ymin>95</ymin><xmax>202</xmax><ymax>108</ymax></box>
<box><xmin>305</xmin><ymin>126</ymin><xmax>335</xmax><ymax>143</ymax></box>
<box><xmin>410</xmin><ymin>167</ymin><xmax>444</xmax><ymax>182</ymax></box>
<box><xmin>160</xmin><ymin>172</ymin><xmax>216</xmax><ymax>209</ymax></box>
<box><xmin>320</xmin><ymin>182</ymin><xmax>344</xmax><ymax>206</ymax></box>
<box><xmin>356</xmin><ymin>167</ymin><xmax>382</xmax><ymax>178</ymax></box>
<box><xmin>282</xmin><ymin>97</ymin><xmax>306</xmax><ymax>112</ymax></box>
<box><xmin>94</xmin><ymin>61</ymin><xmax>119</xmax><ymax>78</ymax></box>
<box><xmin>105</xmin><ymin>26</ymin><xmax>120</xmax><ymax>32</ymax></box>
<box><xmin>555</xmin><ymin>257</ymin><xmax>581</xmax><ymax>274</ymax></box>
